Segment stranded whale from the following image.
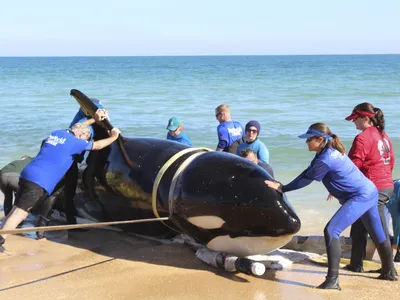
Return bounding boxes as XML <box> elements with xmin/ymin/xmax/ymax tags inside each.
<box><xmin>70</xmin><ymin>89</ymin><xmax>301</xmax><ymax>257</ymax></box>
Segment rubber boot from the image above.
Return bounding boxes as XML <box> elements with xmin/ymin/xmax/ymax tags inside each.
<box><xmin>3</xmin><ymin>190</ymin><xmax>13</xmax><ymax>216</ymax></box>
<box><xmin>316</xmin><ymin>237</ymin><xmax>342</xmax><ymax>290</ymax></box>
<box><xmin>35</xmin><ymin>215</ymin><xmax>50</xmax><ymax>239</ymax></box>
<box><xmin>394</xmin><ymin>248</ymin><xmax>400</xmax><ymax>263</ymax></box>
<box><xmin>345</xmin><ymin>219</ymin><xmax>366</xmax><ymax>273</ymax></box>
<box><xmin>376</xmin><ymin>240</ymin><xmax>398</xmax><ymax>281</ymax></box>
<box><xmin>0</xmin><ymin>235</ymin><xmax>5</xmax><ymax>253</ymax></box>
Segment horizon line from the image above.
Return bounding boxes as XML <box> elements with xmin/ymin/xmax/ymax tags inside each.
<box><xmin>0</xmin><ymin>53</ymin><xmax>400</xmax><ymax>58</ymax></box>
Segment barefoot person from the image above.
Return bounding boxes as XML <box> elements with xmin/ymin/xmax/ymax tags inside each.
<box><xmin>264</xmin><ymin>123</ymin><xmax>397</xmax><ymax>290</ymax></box>
<box><xmin>0</xmin><ymin>110</ymin><xmax>121</xmax><ymax>252</ymax></box>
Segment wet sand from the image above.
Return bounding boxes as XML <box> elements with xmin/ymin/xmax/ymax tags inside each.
<box><xmin>1</xmin><ymin>197</ymin><xmax>400</xmax><ymax>299</ymax></box>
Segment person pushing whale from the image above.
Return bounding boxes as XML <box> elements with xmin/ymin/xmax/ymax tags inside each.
<box><xmin>0</xmin><ymin>109</ymin><xmax>120</xmax><ymax>253</ymax></box>
<box><xmin>265</xmin><ymin>122</ymin><xmax>397</xmax><ymax>290</ymax></box>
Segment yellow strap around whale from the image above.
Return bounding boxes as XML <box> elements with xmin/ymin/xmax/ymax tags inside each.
<box><xmin>151</xmin><ymin>147</ymin><xmax>212</xmax><ymax>218</ymax></box>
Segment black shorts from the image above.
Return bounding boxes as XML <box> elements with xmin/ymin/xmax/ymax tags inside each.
<box><xmin>15</xmin><ymin>178</ymin><xmax>48</xmax><ymax>212</ymax></box>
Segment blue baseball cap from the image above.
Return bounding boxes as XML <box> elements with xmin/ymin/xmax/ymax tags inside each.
<box><xmin>166</xmin><ymin>116</ymin><xmax>181</xmax><ymax>131</ymax></box>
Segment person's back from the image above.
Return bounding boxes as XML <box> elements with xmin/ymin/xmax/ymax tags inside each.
<box><xmin>215</xmin><ymin>104</ymin><xmax>243</xmax><ymax>153</ymax></box>
<box><xmin>217</xmin><ymin>120</ymin><xmax>243</xmax><ymax>150</ymax></box>
<box><xmin>310</xmin><ymin>147</ymin><xmax>376</xmax><ymax>203</ymax></box>
<box><xmin>0</xmin><ymin>156</ymin><xmax>33</xmax><ymax>215</ymax></box>
<box><xmin>349</xmin><ymin>126</ymin><xmax>393</xmax><ymax>189</ymax></box>
<box><xmin>21</xmin><ymin>129</ymin><xmax>93</xmax><ymax>194</ymax></box>
<box><xmin>0</xmin><ymin>157</ymin><xmax>33</xmax><ymax>175</ymax></box>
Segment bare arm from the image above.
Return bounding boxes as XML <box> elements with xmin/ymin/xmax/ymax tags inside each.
<box><xmin>81</xmin><ymin>118</ymin><xmax>96</xmax><ymax>126</ymax></box>
<box><xmin>92</xmin><ymin>128</ymin><xmax>121</xmax><ymax>150</ymax></box>
<box><xmin>81</xmin><ymin>109</ymin><xmax>109</xmax><ymax>127</ymax></box>
<box><xmin>216</xmin><ymin>147</ymin><xmax>223</xmax><ymax>151</ymax></box>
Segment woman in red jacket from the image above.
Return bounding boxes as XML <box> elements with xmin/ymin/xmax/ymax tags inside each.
<box><xmin>344</xmin><ymin>102</ymin><xmax>395</xmax><ymax>273</ymax></box>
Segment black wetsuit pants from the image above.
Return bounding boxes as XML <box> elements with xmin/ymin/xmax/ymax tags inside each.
<box><xmin>349</xmin><ymin>188</ymin><xmax>394</xmax><ymax>268</ymax></box>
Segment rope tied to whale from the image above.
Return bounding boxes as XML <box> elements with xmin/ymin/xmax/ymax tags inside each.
<box><xmin>151</xmin><ymin>147</ymin><xmax>213</xmax><ymax>220</ymax></box>
<box><xmin>0</xmin><ymin>147</ymin><xmax>212</xmax><ymax>235</ymax></box>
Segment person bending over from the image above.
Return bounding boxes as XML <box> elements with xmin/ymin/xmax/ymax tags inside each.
<box><xmin>265</xmin><ymin>123</ymin><xmax>397</xmax><ymax>291</ymax></box>
<box><xmin>0</xmin><ymin>112</ymin><xmax>120</xmax><ymax>252</ymax></box>
<box><xmin>0</xmin><ymin>155</ymin><xmax>33</xmax><ymax>216</ymax></box>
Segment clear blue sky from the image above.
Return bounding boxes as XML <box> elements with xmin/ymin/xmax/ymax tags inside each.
<box><xmin>1</xmin><ymin>0</ymin><xmax>399</xmax><ymax>56</ymax></box>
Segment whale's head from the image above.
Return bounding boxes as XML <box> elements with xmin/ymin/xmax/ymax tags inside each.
<box><xmin>170</xmin><ymin>152</ymin><xmax>301</xmax><ymax>256</ymax></box>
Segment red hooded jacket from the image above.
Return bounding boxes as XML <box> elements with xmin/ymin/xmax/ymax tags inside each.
<box><xmin>348</xmin><ymin>126</ymin><xmax>394</xmax><ymax>190</ymax></box>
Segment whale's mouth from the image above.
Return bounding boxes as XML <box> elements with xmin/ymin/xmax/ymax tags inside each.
<box><xmin>206</xmin><ymin>235</ymin><xmax>294</xmax><ymax>257</ymax></box>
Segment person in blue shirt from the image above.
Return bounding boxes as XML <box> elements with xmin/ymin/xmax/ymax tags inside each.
<box><xmin>34</xmin><ymin>99</ymin><xmax>108</xmax><ymax>238</ymax></box>
<box><xmin>166</xmin><ymin>116</ymin><xmax>192</xmax><ymax>147</ymax></box>
<box><xmin>236</xmin><ymin>120</ymin><xmax>270</xmax><ymax>163</ymax></box>
<box><xmin>265</xmin><ymin>123</ymin><xmax>397</xmax><ymax>290</ymax></box>
<box><xmin>215</xmin><ymin>104</ymin><xmax>244</xmax><ymax>154</ymax></box>
<box><xmin>0</xmin><ymin>112</ymin><xmax>120</xmax><ymax>252</ymax></box>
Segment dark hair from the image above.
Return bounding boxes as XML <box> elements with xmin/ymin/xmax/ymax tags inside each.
<box><xmin>239</xmin><ymin>148</ymin><xmax>257</xmax><ymax>158</ymax></box>
<box><xmin>354</xmin><ymin>102</ymin><xmax>385</xmax><ymax>133</ymax></box>
<box><xmin>309</xmin><ymin>123</ymin><xmax>346</xmax><ymax>154</ymax></box>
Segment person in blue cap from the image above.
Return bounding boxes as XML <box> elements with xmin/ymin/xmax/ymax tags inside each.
<box><xmin>264</xmin><ymin>122</ymin><xmax>397</xmax><ymax>290</ymax></box>
<box><xmin>166</xmin><ymin>116</ymin><xmax>192</xmax><ymax>146</ymax></box>
<box><xmin>236</xmin><ymin>120</ymin><xmax>269</xmax><ymax>163</ymax></box>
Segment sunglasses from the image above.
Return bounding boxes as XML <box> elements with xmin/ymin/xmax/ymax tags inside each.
<box><xmin>306</xmin><ymin>137</ymin><xmax>316</xmax><ymax>142</ymax></box>
<box><xmin>246</xmin><ymin>129</ymin><xmax>258</xmax><ymax>134</ymax></box>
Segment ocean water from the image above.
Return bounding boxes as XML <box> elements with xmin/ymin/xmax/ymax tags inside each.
<box><xmin>1</xmin><ymin>55</ymin><xmax>400</xmax><ymax>235</ymax></box>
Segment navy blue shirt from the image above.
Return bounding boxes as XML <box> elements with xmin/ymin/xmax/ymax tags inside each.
<box><xmin>283</xmin><ymin>147</ymin><xmax>377</xmax><ymax>204</ymax></box>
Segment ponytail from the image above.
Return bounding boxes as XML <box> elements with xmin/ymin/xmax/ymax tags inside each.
<box><xmin>328</xmin><ymin>134</ymin><xmax>346</xmax><ymax>154</ymax></box>
<box><xmin>309</xmin><ymin>123</ymin><xmax>346</xmax><ymax>154</ymax></box>
<box><xmin>373</xmin><ymin>107</ymin><xmax>385</xmax><ymax>134</ymax></box>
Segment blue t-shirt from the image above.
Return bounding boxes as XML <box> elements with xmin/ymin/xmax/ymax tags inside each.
<box><xmin>236</xmin><ymin>138</ymin><xmax>270</xmax><ymax>163</ymax></box>
<box><xmin>217</xmin><ymin>121</ymin><xmax>244</xmax><ymax>150</ymax></box>
<box><xmin>167</xmin><ymin>132</ymin><xmax>192</xmax><ymax>146</ymax></box>
<box><xmin>21</xmin><ymin>130</ymin><xmax>93</xmax><ymax>194</ymax></box>
<box><xmin>283</xmin><ymin>147</ymin><xmax>377</xmax><ymax>204</ymax></box>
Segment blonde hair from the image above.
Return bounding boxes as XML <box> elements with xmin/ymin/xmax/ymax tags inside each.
<box><xmin>71</xmin><ymin>122</ymin><xmax>91</xmax><ymax>139</ymax></box>
<box><xmin>215</xmin><ymin>104</ymin><xmax>230</xmax><ymax>114</ymax></box>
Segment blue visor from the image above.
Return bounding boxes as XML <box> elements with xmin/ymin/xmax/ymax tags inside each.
<box><xmin>298</xmin><ymin>128</ymin><xmax>331</xmax><ymax>140</ymax></box>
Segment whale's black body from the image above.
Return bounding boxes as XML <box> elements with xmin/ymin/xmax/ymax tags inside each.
<box><xmin>71</xmin><ymin>89</ymin><xmax>301</xmax><ymax>256</ymax></box>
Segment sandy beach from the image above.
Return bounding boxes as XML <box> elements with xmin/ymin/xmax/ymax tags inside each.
<box><xmin>1</xmin><ymin>190</ymin><xmax>399</xmax><ymax>300</ymax></box>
